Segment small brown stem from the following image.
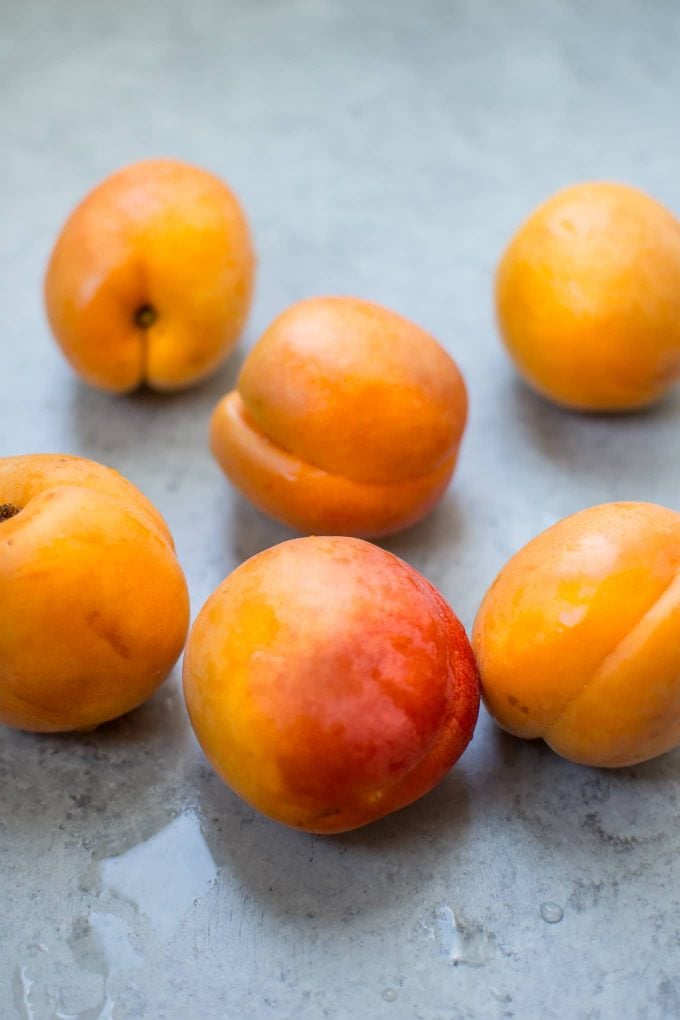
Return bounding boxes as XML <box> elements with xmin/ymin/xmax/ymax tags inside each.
<box><xmin>134</xmin><ymin>304</ymin><xmax>158</xmax><ymax>329</ymax></box>
<box><xmin>0</xmin><ymin>503</ymin><xmax>21</xmax><ymax>522</ymax></box>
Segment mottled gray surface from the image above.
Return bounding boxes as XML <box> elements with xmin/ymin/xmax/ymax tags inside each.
<box><xmin>2</xmin><ymin>0</ymin><xmax>680</xmax><ymax>1017</ymax></box>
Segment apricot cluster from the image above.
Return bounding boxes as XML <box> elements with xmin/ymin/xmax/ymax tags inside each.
<box><xmin>1</xmin><ymin>160</ymin><xmax>679</xmax><ymax>835</ymax></box>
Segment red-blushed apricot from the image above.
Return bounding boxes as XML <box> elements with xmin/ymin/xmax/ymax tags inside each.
<box><xmin>473</xmin><ymin>502</ymin><xmax>680</xmax><ymax>767</ymax></box>
<box><xmin>183</xmin><ymin>536</ymin><xmax>479</xmax><ymax>833</ymax></box>
<box><xmin>44</xmin><ymin>159</ymin><xmax>255</xmax><ymax>393</ymax></box>
<box><xmin>0</xmin><ymin>454</ymin><xmax>190</xmax><ymax>732</ymax></box>
<box><xmin>496</xmin><ymin>182</ymin><xmax>680</xmax><ymax>410</ymax></box>
<box><xmin>210</xmin><ymin>296</ymin><xmax>468</xmax><ymax>537</ymax></box>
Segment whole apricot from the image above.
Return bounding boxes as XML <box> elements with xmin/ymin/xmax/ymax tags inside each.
<box><xmin>210</xmin><ymin>296</ymin><xmax>468</xmax><ymax>537</ymax></box>
<box><xmin>45</xmin><ymin>159</ymin><xmax>254</xmax><ymax>392</ymax></box>
<box><xmin>0</xmin><ymin>454</ymin><xmax>190</xmax><ymax>731</ymax></box>
<box><xmin>473</xmin><ymin>502</ymin><xmax>680</xmax><ymax>767</ymax></box>
<box><xmin>496</xmin><ymin>182</ymin><xmax>680</xmax><ymax>410</ymax></box>
<box><xmin>183</xmin><ymin>536</ymin><xmax>479</xmax><ymax>832</ymax></box>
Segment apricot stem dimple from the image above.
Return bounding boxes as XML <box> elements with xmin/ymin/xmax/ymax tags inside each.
<box><xmin>134</xmin><ymin>304</ymin><xmax>158</xmax><ymax>330</ymax></box>
<box><xmin>0</xmin><ymin>503</ymin><xmax>21</xmax><ymax>522</ymax></box>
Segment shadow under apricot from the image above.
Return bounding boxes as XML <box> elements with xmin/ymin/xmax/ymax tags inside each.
<box><xmin>505</xmin><ymin>375</ymin><xmax>680</xmax><ymax>485</ymax></box>
<box><xmin>473</xmin><ymin>714</ymin><xmax>680</xmax><ymax>863</ymax></box>
<box><xmin>0</xmin><ymin>673</ymin><xmax>193</xmax><ymax>857</ymax></box>
<box><xmin>65</xmin><ymin>348</ymin><xmax>246</xmax><ymax>462</ymax></box>
<box><xmin>226</xmin><ymin>483</ymin><xmax>468</xmax><ymax>575</ymax></box>
<box><xmin>227</xmin><ymin>489</ymin><xmax>297</xmax><ymax>566</ymax></box>
<box><xmin>192</xmin><ymin>761</ymin><xmax>474</xmax><ymax>926</ymax></box>
<box><xmin>379</xmin><ymin>490</ymin><xmax>467</xmax><ymax>568</ymax></box>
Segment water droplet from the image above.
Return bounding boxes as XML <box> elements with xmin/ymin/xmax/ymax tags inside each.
<box><xmin>13</xmin><ymin>966</ymin><xmax>36</xmax><ymax>1020</ymax></box>
<box><xmin>25</xmin><ymin>943</ymin><xmax>48</xmax><ymax>959</ymax></box>
<box><xmin>382</xmin><ymin>988</ymin><xmax>398</xmax><ymax>1003</ymax></box>
<box><xmin>423</xmin><ymin>905</ymin><xmax>495</xmax><ymax>966</ymax></box>
<box><xmin>540</xmin><ymin>901</ymin><xmax>564</xmax><ymax>924</ymax></box>
<box><xmin>434</xmin><ymin>905</ymin><xmax>463</xmax><ymax>962</ymax></box>
<box><xmin>56</xmin><ymin>996</ymin><xmax>118</xmax><ymax>1020</ymax></box>
<box><xmin>98</xmin><ymin>811</ymin><xmax>217</xmax><ymax>943</ymax></box>
<box><xmin>98</xmin><ymin>997</ymin><xmax>117</xmax><ymax>1020</ymax></box>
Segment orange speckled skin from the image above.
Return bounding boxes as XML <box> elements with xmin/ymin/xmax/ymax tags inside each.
<box><xmin>473</xmin><ymin>502</ymin><xmax>680</xmax><ymax>767</ymax></box>
<box><xmin>210</xmin><ymin>297</ymin><xmax>468</xmax><ymax>537</ymax></box>
<box><xmin>183</xmin><ymin>537</ymin><xmax>479</xmax><ymax>833</ymax></box>
<box><xmin>496</xmin><ymin>182</ymin><xmax>680</xmax><ymax>411</ymax></box>
<box><xmin>45</xmin><ymin>159</ymin><xmax>255</xmax><ymax>393</ymax></box>
<box><xmin>0</xmin><ymin>455</ymin><xmax>190</xmax><ymax>732</ymax></box>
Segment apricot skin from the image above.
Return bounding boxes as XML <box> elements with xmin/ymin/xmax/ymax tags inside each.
<box><xmin>473</xmin><ymin>502</ymin><xmax>680</xmax><ymax>767</ymax></box>
<box><xmin>44</xmin><ymin>158</ymin><xmax>255</xmax><ymax>393</ymax></box>
<box><xmin>496</xmin><ymin>182</ymin><xmax>680</xmax><ymax>411</ymax></box>
<box><xmin>183</xmin><ymin>537</ymin><xmax>479</xmax><ymax>833</ymax></box>
<box><xmin>0</xmin><ymin>455</ymin><xmax>190</xmax><ymax>732</ymax></box>
<box><xmin>210</xmin><ymin>297</ymin><xmax>468</xmax><ymax>537</ymax></box>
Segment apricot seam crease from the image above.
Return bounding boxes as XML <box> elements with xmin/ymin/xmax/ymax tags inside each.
<box><xmin>544</xmin><ymin>568</ymin><xmax>680</xmax><ymax>739</ymax></box>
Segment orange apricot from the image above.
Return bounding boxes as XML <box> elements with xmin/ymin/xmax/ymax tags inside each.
<box><xmin>496</xmin><ymin>182</ymin><xmax>680</xmax><ymax>410</ymax></box>
<box><xmin>473</xmin><ymin>502</ymin><xmax>680</xmax><ymax>767</ymax></box>
<box><xmin>0</xmin><ymin>454</ymin><xmax>189</xmax><ymax>731</ymax></box>
<box><xmin>183</xmin><ymin>536</ymin><xmax>479</xmax><ymax>833</ymax></box>
<box><xmin>210</xmin><ymin>296</ymin><xmax>468</xmax><ymax>537</ymax></box>
<box><xmin>45</xmin><ymin>158</ymin><xmax>254</xmax><ymax>393</ymax></box>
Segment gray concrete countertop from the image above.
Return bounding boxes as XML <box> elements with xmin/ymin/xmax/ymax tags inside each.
<box><xmin>2</xmin><ymin>1</ymin><xmax>680</xmax><ymax>1017</ymax></box>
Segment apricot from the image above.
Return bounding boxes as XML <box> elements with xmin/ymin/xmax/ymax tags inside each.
<box><xmin>210</xmin><ymin>297</ymin><xmax>468</xmax><ymax>537</ymax></box>
<box><xmin>473</xmin><ymin>502</ymin><xmax>680</xmax><ymax>767</ymax></box>
<box><xmin>496</xmin><ymin>182</ymin><xmax>680</xmax><ymax>410</ymax></box>
<box><xmin>183</xmin><ymin>536</ymin><xmax>479</xmax><ymax>832</ymax></box>
<box><xmin>0</xmin><ymin>454</ymin><xmax>189</xmax><ymax>731</ymax></box>
<box><xmin>45</xmin><ymin>158</ymin><xmax>254</xmax><ymax>393</ymax></box>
